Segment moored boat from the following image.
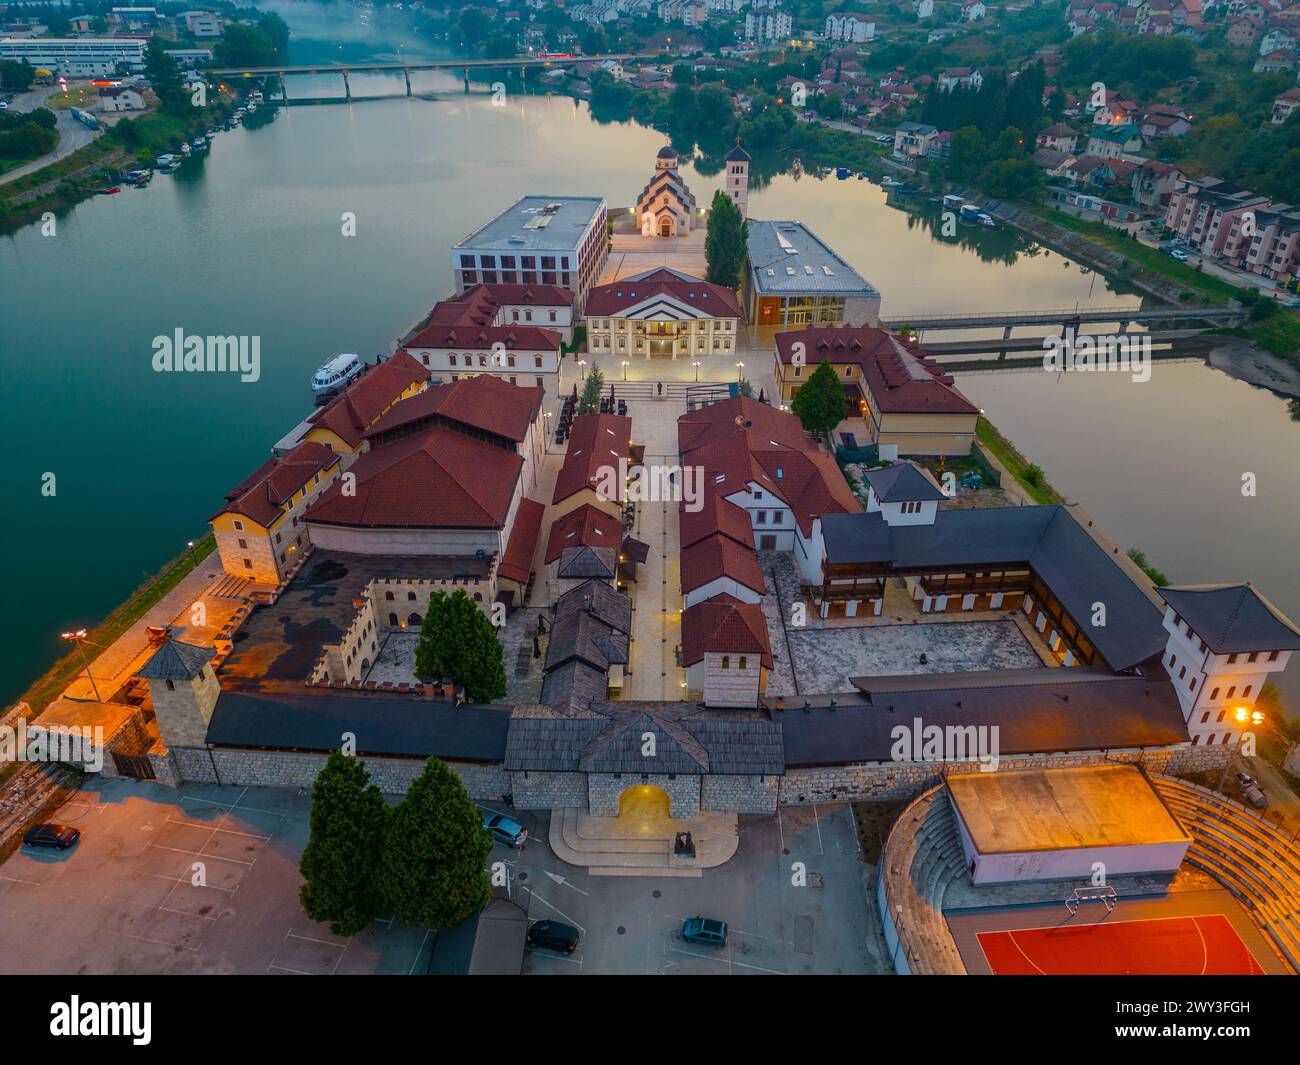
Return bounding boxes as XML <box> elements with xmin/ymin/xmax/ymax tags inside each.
<box><xmin>311</xmin><ymin>353</ymin><xmax>364</xmax><ymax>396</ymax></box>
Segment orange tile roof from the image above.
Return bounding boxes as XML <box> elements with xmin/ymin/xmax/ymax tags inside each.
<box><xmin>681</xmin><ymin>593</ymin><xmax>774</xmax><ymax>668</ymax></box>
<box><xmin>499</xmin><ymin>497</ymin><xmax>546</xmax><ymax>584</ymax></box>
<box><xmin>212</xmin><ymin>441</ymin><xmax>339</xmax><ymax>527</ymax></box>
<box><xmin>307</xmin><ymin>351</ymin><xmax>429</xmax><ymax>448</ymax></box>
<box><xmin>545</xmin><ymin>503</ymin><xmax>623</xmax><ymax>563</ymax></box>
<box><xmin>552</xmin><ymin>413</ymin><xmax>633</xmax><ymax>505</ymax></box>
<box><xmin>364</xmin><ymin>373</ymin><xmax>543</xmax><ymax>443</ymax></box>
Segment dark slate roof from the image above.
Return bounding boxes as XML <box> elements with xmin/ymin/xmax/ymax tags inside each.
<box><xmin>819</xmin><ymin>505</ymin><xmax>1167</xmax><ymax>671</ymax></box>
<box><xmin>1159</xmin><ymin>584</ymin><xmax>1300</xmax><ymax>654</ymax></box>
<box><xmin>779</xmin><ymin>673</ymin><xmax>1189</xmax><ymax>768</ymax></box>
<box><xmin>557</xmin><ymin>545</ymin><xmax>617</xmax><ymax>579</ymax></box>
<box><xmin>205</xmin><ymin>692</ymin><xmax>511</xmax><ymax>761</ymax></box>
<box><xmin>554</xmin><ymin>579</ymin><xmax>633</xmax><ymax>633</ymax></box>
<box><xmin>505</xmin><ymin>704</ymin><xmax>786</xmax><ymax>775</ymax></box>
<box><xmin>580</xmin><ymin>712</ymin><xmax>707</xmax><ymax>774</ymax></box>
<box><xmin>539</xmin><ymin>659</ymin><xmax>613</xmax><ymax>714</ymax></box>
<box><xmin>864</xmin><ymin>463</ymin><xmax>947</xmax><ymax>503</ymax></box>
<box><xmin>725</xmin><ymin>143</ymin><xmax>752</xmax><ymax>162</ymax></box>
<box><xmin>682</xmin><ymin>717</ymin><xmax>784</xmax><ymax>774</ymax></box>
<box><xmin>137</xmin><ymin>638</ymin><xmax>215</xmax><ymax>681</ymax></box>
<box><xmin>504</xmin><ymin>714</ymin><xmax>607</xmax><ymax>771</ymax></box>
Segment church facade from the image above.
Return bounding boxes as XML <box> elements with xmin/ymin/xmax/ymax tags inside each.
<box><xmin>635</xmin><ymin>145</ymin><xmax>699</xmax><ymax>238</ymax></box>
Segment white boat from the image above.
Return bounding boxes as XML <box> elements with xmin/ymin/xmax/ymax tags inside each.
<box><xmin>155</xmin><ymin>153</ymin><xmax>176</xmax><ymax>167</ymax></box>
<box><xmin>192</xmin><ymin>135</ymin><xmax>207</xmax><ymax>149</ymax></box>
<box><xmin>312</xmin><ymin>353</ymin><xmax>364</xmax><ymax>394</ymax></box>
<box><xmin>880</xmin><ymin>176</ymin><xmax>905</xmax><ymax>189</ymax></box>
<box><xmin>179</xmin><ymin>141</ymin><xmax>191</xmax><ymax>155</ymax></box>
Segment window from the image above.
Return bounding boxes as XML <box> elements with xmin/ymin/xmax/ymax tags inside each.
<box><xmin>242</xmin><ymin>558</ymin><xmax>252</xmax><ymax>569</ymax></box>
<box><xmin>1243</xmin><ymin>685</ymin><xmax>1252</xmax><ymax>698</ymax></box>
<box><xmin>756</xmin><ymin>510</ymin><xmax>767</xmax><ymax>524</ymax></box>
<box><xmin>1201</xmin><ymin>711</ymin><xmax>1210</xmax><ymax>723</ymax></box>
<box><xmin>534</xmin><ymin>355</ymin><xmax>543</xmax><ymax>368</ymax></box>
<box><xmin>1178</xmin><ymin>666</ymin><xmax>1186</xmax><ymax>679</ymax></box>
<box><xmin>450</xmin><ymin>354</ymin><xmax>458</xmax><ymax>366</ymax></box>
<box><xmin>166</xmin><ymin>679</ymin><xmax>175</xmax><ymax>691</ymax></box>
<box><xmin>549</xmin><ymin>310</ymin><xmax>557</xmax><ymax>322</ymax></box>
<box><xmin>508</xmin><ymin>355</ymin><xmax>516</xmax><ymax>368</ymax></box>
<box><xmin>233</xmin><ymin>519</ymin><xmax>244</xmax><ymax>532</ymax></box>
<box><xmin>771</xmin><ymin>511</ymin><xmax>782</xmax><ymax>524</ymax></box>
<box><xmin>1269</xmin><ymin>650</ymin><xmax>1281</xmax><ymax>662</ymax></box>
<box><xmin>1248</xmin><ymin>652</ymin><xmax>1259</xmax><ymax>663</ymax></box>
<box><xmin>721</xmin><ymin>655</ymin><xmax>730</xmax><ymax>669</ymax></box>
<box><xmin>1226</xmin><ymin>686</ymin><xmax>1236</xmax><ymax>699</ymax></box>
<box><xmin>739</xmin><ymin>656</ymin><xmax>747</xmax><ymax>670</ymax></box>
<box><xmin>1227</xmin><ymin>653</ymin><xmax>1238</xmax><ymax>664</ymax></box>
<box><xmin>1210</xmin><ymin>686</ymin><xmax>1219</xmax><ymax>700</ymax></box>
<box><xmin>385</xmin><ymin>590</ymin><xmax>394</xmax><ymax>601</ymax></box>
<box><xmin>407</xmin><ymin>591</ymin><xmax>417</xmax><ymax>601</ymax></box>
<box><xmin>388</xmin><ymin>613</ymin><xmax>398</xmax><ymax>626</ymax></box>
<box><xmin>237</xmin><ymin>538</ymin><xmax>248</xmax><ymax>549</ymax></box>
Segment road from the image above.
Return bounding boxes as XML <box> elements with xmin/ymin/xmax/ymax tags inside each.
<box><xmin>0</xmin><ymin>83</ymin><xmax>102</xmax><ymax>187</ymax></box>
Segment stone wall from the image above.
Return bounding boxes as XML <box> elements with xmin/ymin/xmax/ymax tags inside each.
<box><xmin>701</xmin><ymin>773</ymin><xmax>779</xmax><ymax>813</ymax></box>
<box><xmin>170</xmin><ymin>746</ymin><xmax>510</xmax><ymax>799</ymax></box>
<box><xmin>511</xmin><ymin>770</ymin><xmax>588</xmax><ymax>810</ymax></box>
<box><xmin>779</xmin><ymin>746</ymin><xmax>1234</xmax><ymax>806</ymax></box>
<box><xmin>588</xmin><ymin>773</ymin><xmax>701</xmax><ymax>818</ymax></box>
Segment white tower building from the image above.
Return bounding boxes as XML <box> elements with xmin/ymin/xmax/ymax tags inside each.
<box><xmin>1158</xmin><ymin>583</ymin><xmax>1300</xmax><ymax>748</ymax></box>
<box><xmin>725</xmin><ymin>142</ymin><xmax>751</xmax><ymax>219</ymax></box>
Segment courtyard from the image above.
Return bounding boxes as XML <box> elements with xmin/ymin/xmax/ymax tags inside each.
<box><xmin>0</xmin><ymin>779</ymin><xmax>884</xmax><ymax>976</ymax></box>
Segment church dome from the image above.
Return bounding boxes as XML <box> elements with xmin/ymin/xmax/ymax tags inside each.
<box><xmin>657</xmin><ymin>144</ymin><xmax>679</xmax><ymax>160</ymax></box>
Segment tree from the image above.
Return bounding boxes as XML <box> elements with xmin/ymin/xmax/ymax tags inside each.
<box><xmin>0</xmin><ymin>60</ymin><xmax>35</xmax><ymax>92</ymax></box>
<box><xmin>214</xmin><ymin>24</ymin><xmax>277</xmax><ymax>69</ymax></box>
<box><xmin>705</xmin><ymin>189</ymin><xmax>747</xmax><ymax>289</ymax></box>
<box><xmin>578</xmin><ymin>367</ymin><xmax>604</xmax><ymax>414</ymax></box>
<box><xmin>414</xmin><ymin>589</ymin><xmax>506</xmax><ymax>702</ymax></box>
<box><xmin>459</xmin><ymin>7</ymin><xmax>490</xmax><ymax>46</ymax></box>
<box><xmin>377</xmin><ymin>759</ymin><xmax>492</xmax><ymax>929</ymax></box>
<box><xmin>299</xmin><ymin>753</ymin><xmax>388</xmax><ymax>936</ymax></box>
<box><xmin>790</xmin><ymin>360</ymin><xmax>846</xmax><ymax>439</ymax></box>
<box><xmin>143</xmin><ymin>38</ymin><xmax>187</xmax><ymax>114</ymax></box>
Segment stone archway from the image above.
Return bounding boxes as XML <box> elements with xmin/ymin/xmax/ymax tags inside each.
<box><xmin>659</xmin><ymin>216</ymin><xmax>673</xmax><ymax>238</ymax></box>
<box><xmin>618</xmin><ymin>784</ymin><xmax>670</xmax><ymax>821</ymax></box>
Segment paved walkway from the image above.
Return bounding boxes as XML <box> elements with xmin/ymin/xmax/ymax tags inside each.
<box><xmin>0</xmin><ymin>85</ymin><xmax>102</xmax><ymax>187</ymax></box>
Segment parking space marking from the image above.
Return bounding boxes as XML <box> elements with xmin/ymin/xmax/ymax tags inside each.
<box><xmin>147</xmin><ymin>842</ymin><xmax>256</xmax><ymax>866</ymax></box>
<box><xmin>664</xmin><ymin>944</ymin><xmax>785</xmax><ymax>975</ymax></box>
<box><xmin>520</xmin><ymin>884</ymin><xmax>586</xmax><ymax>932</ymax></box>
<box><xmin>163</xmin><ymin>815</ymin><xmax>272</xmax><ymax>842</ymax></box>
<box><xmin>0</xmin><ymin>873</ymin><xmax>41</xmax><ymax>886</ymax></box>
<box><xmin>812</xmin><ymin>804</ymin><xmax>824</xmax><ymax>855</ymax></box>
<box><xmin>267</xmin><ymin>963</ymin><xmax>313</xmax><ymax>975</ymax></box>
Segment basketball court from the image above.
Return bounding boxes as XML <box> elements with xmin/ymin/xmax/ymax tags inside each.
<box><xmin>947</xmin><ymin>888</ymin><xmax>1289</xmax><ymax>976</ymax></box>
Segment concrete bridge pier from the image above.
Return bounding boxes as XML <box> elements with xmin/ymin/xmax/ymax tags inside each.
<box><xmin>404</xmin><ymin>67</ymin><xmax>412</xmax><ymax>96</ymax></box>
<box><xmin>1002</xmin><ymin>325</ymin><xmax>1013</xmax><ymax>340</ymax></box>
<box><xmin>1118</xmin><ymin>320</ymin><xmax>1130</xmax><ymax>334</ymax></box>
<box><xmin>342</xmin><ymin>70</ymin><xmax>351</xmax><ymax>101</ymax></box>
<box><xmin>278</xmin><ymin>71</ymin><xmax>287</xmax><ymax>101</ymax></box>
<box><xmin>464</xmin><ymin>67</ymin><xmax>471</xmax><ymax>93</ymax></box>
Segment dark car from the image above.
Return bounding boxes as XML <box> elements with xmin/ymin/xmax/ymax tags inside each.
<box><xmin>527</xmin><ymin>920</ymin><xmax>579</xmax><ymax>955</ymax></box>
<box><xmin>682</xmin><ymin>916</ymin><xmax>728</xmax><ymax>947</ymax></box>
<box><xmin>23</xmin><ymin>824</ymin><xmax>80</xmax><ymax>850</ymax></box>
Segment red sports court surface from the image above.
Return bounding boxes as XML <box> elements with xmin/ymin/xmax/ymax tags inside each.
<box><xmin>977</xmin><ymin>914</ymin><xmax>1267</xmax><ymax>975</ymax></box>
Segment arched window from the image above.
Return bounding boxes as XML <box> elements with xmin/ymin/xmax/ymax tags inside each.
<box><xmin>407</xmin><ymin>591</ymin><xmax>417</xmax><ymax>601</ymax></box>
<box><xmin>721</xmin><ymin>655</ymin><xmax>730</xmax><ymax>669</ymax></box>
<box><xmin>388</xmin><ymin>612</ymin><xmax>398</xmax><ymax>626</ymax></box>
<box><xmin>474</xmin><ymin>592</ymin><xmax>483</xmax><ymax>602</ymax></box>
<box><xmin>385</xmin><ymin>591</ymin><xmax>394</xmax><ymax>601</ymax></box>
<box><xmin>739</xmin><ymin>656</ymin><xmax>747</xmax><ymax>670</ymax></box>
<box><xmin>409</xmin><ymin>612</ymin><xmax>421</xmax><ymax>625</ymax></box>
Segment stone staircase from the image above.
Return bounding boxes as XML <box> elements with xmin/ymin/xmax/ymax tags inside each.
<box><xmin>879</xmin><ymin>785</ymin><xmax>969</xmax><ymax>974</ymax></box>
<box><xmin>546</xmin><ymin>806</ymin><xmax>739</xmax><ymax>878</ymax></box>
<box><xmin>1151</xmin><ymin>775</ymin><xmax>1300</xmax><ymax>974</ymax></box>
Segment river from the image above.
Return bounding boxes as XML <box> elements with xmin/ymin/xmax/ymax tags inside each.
<box><xmin>2</xmin><ymin>8</ymin><xmax>1297</xmax><ymax>710</ymax></box>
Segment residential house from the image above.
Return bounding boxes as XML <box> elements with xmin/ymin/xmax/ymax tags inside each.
<box><xmin>1272</xmin><ymin>85</ymin><xmax>1300</xmax><ymax>123</ymax></box>
<box><xmin>893</xmin><ymin>121</ymin><xmax>938</xmax><ymax>161</ymax></box>
<box><xmin>825</xmin><ymin>12</ymin><xmax>875</xmax><ymax>41</ymax></box>
<box><xmin>1085</xmin><ymin>124</ymin><xmax>1143</xmax><ymax>158</ymax></box>
<box><xmin>1036</xmin><ymin>122</ymin><xmax>1079</xmax><ymax>153</ymax></box>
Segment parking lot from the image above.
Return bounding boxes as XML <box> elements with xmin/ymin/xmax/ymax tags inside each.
<box><xmin>0</xmin><ymin>779</ymin><xmax>884</xmax><ymax>975</ymax></box>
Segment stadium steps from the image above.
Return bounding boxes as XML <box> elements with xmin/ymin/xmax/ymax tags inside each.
<box><xmin>880</xmin><ymin>785</ymin><xmax>967</xmax><ymax>975</ymax></box>
<box><xmin>1151</xmin><ymin>776</ymin><xmax>1300</xmax><ymax>974</ymax></box>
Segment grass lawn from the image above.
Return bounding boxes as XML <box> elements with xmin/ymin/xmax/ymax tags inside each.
<box><xmin>975</xmin><ymin>416</ymin><xmax>1064</xmax><ymax>505</ymax></box>
<box><xmin>16</xmin><ymin>535</ymin><xmax>217</xmax><ymax>716</ymax></box>
<box><xmin>48</xmin><ymin>85</ymin><xmax>101</xmax><ymax>110</ymax></box>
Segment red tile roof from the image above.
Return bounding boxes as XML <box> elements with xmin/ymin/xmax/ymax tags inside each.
<box><xmin>498</xmin><ymin>497</ymin><xmax>545</xmax><ymax>584</ymax></box>
<box><xmin>304</xmin><ymin>427</ymin><xmax>521</xmax><ymax>530</ymax></box>
<box><xmin>404</xmin><ymin>283</ymin><xmax>564</xmax><ymax>352</ymax></box>
<box><xmin>680</xmin><ymin>533</ymin><xmax>766</xmax><ymax>596</ymax></box>
<box><xmin>681</xmin><ymin>594</ymin><xmax>773</xmax><ymax>668</ymax></box>
<box><xmin>364</xmin><ymin>373</ymin><xmax>543</xmax><ymax>443</ymax></box>
<box><xmin>552</xmin><ymin>413</ymin><xmax>633</xmax><ymax>505</ymax></box>
<box><xmin>678</xmin><ymin>395</ymin><xmax>813</xmax><ymax>457</ymax></box>
<box><xmin>308</xmin><ymin>351</ymin><xmax>429</xmax><ymax>448</ymax></box>
<box><xmin>585</xmin><ymin>268</ymin><xmax>742</xmax><ymax>319</ymax></box>
<box><xmin>545</xmin><ymin>503</ymin><xmax>623</xmax><ymax>563</ymax></box>
<box><xmin>775</xmin><ymin>326</ymin><xmax>979</xmax><ymax>416</ymax></box>
<box><xmin>679</xmin><ymin>490</ymin><xmax>755</xmax><ymax>550</ymax></box>
<box><xmin>212</xmin><ymin>441</ymin><xmax>339</xmax><ymax>527</ymax></box>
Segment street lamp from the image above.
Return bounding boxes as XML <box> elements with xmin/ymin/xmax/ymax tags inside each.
<box><xmin>60</xmin><ymin>628</ymin><xmax>102</xmax><ymax>702</ymax></box>
<box><xmin>186</xmin><ymin>539</ymin><xmax>198</xmax><ymax>567</ymax></box>
<box><xmin>736</xmin><ymin>360</ymin><xmax>745</xmax><ymax>381</ymax></box>
<box><xmin>578</xmin><ymin>358</ymin><xmax>587</xmax><ymax>379</ymax></box>
<box><xmin>621</xmin><ymin>359</ymin><xmax>629</xmax><ymax>381</ymax></box>
<box><xmin>692</xmin><ymin>360</ymin><xmax>701</xmax><ymax>382</ymax></box>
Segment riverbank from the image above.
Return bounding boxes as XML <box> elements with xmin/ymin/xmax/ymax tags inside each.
<box><xmin>14</xmin><ymin>536</ymin><xmax>216</xmax><ymax>717</ymax></box>
<box><xmin>0</xmin><ymin>94</ymin><xmax>243</xmax><ymax>233</ymax></box>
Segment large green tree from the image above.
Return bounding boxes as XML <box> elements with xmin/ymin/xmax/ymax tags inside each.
<box><xmin>705</xmin><ymin>189</ymin><xmax>747</xmax><ymax>289</ymax></box>
<box><xmin>377</xmin><ymin>758</ymin><xmax>492</xmax><ymax>929</ymax></box>
<box><xmin>143</xmin><ymin>38</ymin><xmax>187</xmax><ymax>114</ymax></box>
<box><xmin>299</xmin><ymin>753</ymin><xmax>388</xmax><ymax>936</ymax></box>
<box><xmin>414</xmin><ymin>589</ymin><xmax>506</xmax><ymax>702</ymax></box>
<box><xmin>790</xmin><ymin>360</ymin><xmax>846</xmax><ymax>439</ymax></box>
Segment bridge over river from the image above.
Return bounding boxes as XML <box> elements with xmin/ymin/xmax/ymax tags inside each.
<box><xmin>880</xmin><ymin>304</ymin><xmax>1243</xmax><ymax>337</ymax></box>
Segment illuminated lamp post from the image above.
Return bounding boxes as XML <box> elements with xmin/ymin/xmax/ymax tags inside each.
<box><xmin>60</xmin><ymin>629</ymin><xmax>102</xmax><ymax>702</ymax></box>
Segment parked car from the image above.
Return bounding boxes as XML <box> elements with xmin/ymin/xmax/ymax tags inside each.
<box><xmin>482</xmin><ymin>811</ymin><xmax>527</xmax><ymax>849</ymax></box>
<box><xmin>527</xmin><ymin>920</ymin><xmax>579</xmax><ymax>955</ymax></box>
<box><xmin>23</xmin><ymin>823</ymin><xmax>80</xmax><ymax>850</ymax></box>
<box><xmin>682</xmin><ymin>916</ymin><xmax>728</xmax><ymax>947</ymax></box>
<box><xmin>1235</xmin><ymin>772</ymin><xmax>1269</xmax><ymax>809</ymax></box>
<box><xmin>1170</xmin><ymin>248</ymin><xmax>1189</xmax><ymax>262</ymax></box>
